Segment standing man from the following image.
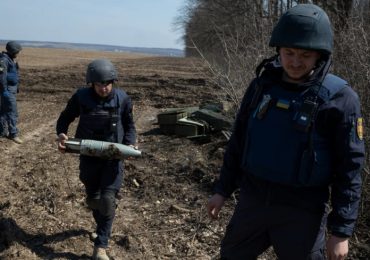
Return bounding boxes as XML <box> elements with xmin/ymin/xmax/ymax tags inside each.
<box><xmin>207</xmin><ymin>4</ymin><xmax>365</xmax><ymax>260</ymax></box>
<box><xmin>57</xmin><ymin>59</ymin><xmax>137</xmax><ymax>260</ymax></box>
<box><xmin>0</xmin><ymin>41</ymin><xmax>23</xmax><ymax>143</ymax></box>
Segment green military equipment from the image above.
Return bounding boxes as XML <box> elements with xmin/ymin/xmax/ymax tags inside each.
<box><xmin>176</xmin><ymin>117</ymin><xmax>208</xmax><ymax>138</ymax></box>
<box><xmin>191</xmin><ymin>109</ymin><xmax>232</xmax><ymax>132</ymax></box>
<box><xmin>157</xmin><ymin>103</ymin><xmax>233</xmax><ymax>139</ymax></box>
<box><xmin>157</xmin><ymin>107</ymin><xmax>198</xmax><ymax>135</ymax></box>
<box><xmin>157</xmin><ymin>107</ymin><xmax>198</xmax><ymax>125</ymax></box>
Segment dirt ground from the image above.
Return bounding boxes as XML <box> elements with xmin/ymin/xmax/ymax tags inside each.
<box><xmin>0</xmin><ymin>47</ymin><xmax>369</xmax><ymax>260</ymax></box>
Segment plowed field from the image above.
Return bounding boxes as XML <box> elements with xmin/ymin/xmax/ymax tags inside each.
<box><xmin>0</xmin><ymin>47</ymin><xmax>368</xmax><ymax>259</ymax></box>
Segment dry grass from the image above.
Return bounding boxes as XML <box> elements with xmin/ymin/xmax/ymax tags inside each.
<box><xmin>0</xmin><ymin>45</ymin><xmax>149</xmax><ymax>69</ymax></box>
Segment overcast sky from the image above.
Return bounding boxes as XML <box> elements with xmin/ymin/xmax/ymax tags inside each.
<box><xmin>1</xmin><ymin>0</ymin><xmax>186</xmax><ymax>49</ymax></box>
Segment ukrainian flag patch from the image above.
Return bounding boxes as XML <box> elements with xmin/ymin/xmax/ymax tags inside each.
<box><xmin>276</xmin><ymin>99</ymin><xmax>290</xmax><ymax>109</ymax></box>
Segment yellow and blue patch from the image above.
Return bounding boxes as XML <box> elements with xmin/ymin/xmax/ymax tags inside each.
<box><xmin>276</xmin><ymin>99</ymin><xmax>290</xmax><ymax>109</ymax></box>
<box><xmin>357</xmin><ymin>117</ymin><xmax>364</xmax><ymax>140</ymax></box>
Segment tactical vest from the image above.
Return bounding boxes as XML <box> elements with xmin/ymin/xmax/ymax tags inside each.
<box><xmin>1</xmin><ymin>53</ymin><xmax>19</xmax><ymax>91</ymax></box>
<box><xmin>75</xmin><ymin>88</ymin><xmax>124</xmax><ymax>143</ymax></box>
<box><xmin>241</xmin><ymin>74</ymin><xmax>347</xmax><ymax>187</ymax></box>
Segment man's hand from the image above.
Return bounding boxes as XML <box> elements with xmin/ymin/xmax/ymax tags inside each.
<box><xmin>126</xmin><ymin>144</ymin><xmax>139</xmax><ymax>160</ymax></box>
<box><xmin>57</xmin><ymin>133</ymin><xmax>68</xmax><ymax>153</ymax></box>
<box><xmin>128</xmin><ymin>144</ymin><xmax>139</xmax><ymax>150</ymax></box>
<box><xmin>326</xmin><ymin>235</ymin><xmax>349</xmax><ymax>260</ymax></box>
<box><xmin>207</xmin><ymin>193</ymin><xmax>226</xmax><ymax>220</ymax></box>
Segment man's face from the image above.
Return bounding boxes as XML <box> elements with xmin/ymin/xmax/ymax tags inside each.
<box><xmin>10</xmin><ymin>52</ymin><xmax>20</xmax><ymax>59</ymax></box>
<box><xmin>279</xmin><ymin>47</ymin><xmax>321</xmax><ymax>83</ymax></box>
<box><xmin>93</xmin><ymin>81</ymin><xmax>113</xmax><ymax>97</ymax></box>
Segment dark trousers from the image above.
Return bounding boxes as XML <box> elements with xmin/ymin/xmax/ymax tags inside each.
<box><xmin>221</xmin><ymin>190</ymin><xmax>326</xmax><ymax>260</ymax></box>
<box><xmin>0</xmin><ymin>90</ymin><xmax>18</xmax><ymax>137</ymax></box>
<box><xmin>79</xmin><ymin>156</ymin><xmax>123</xmax><ymax>248</ymax></box>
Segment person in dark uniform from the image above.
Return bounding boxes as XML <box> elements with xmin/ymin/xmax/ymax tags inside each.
<box><xmin>56</xmin><ymin>59</ymin><xmax>137</xmax><ymax>260</ymax></box>
<box><xmin>0</xmin><ymin>41</ymin><xmax>23</xmax><ymax>144</ymax></box>
<box><xmin>207</xmin><ymin>4</ymin><xmax>365</xmax><ymax>260</ymax></box>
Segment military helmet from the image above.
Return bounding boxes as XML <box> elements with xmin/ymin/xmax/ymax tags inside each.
<box><xmin>6</xmin><ymin>41</ymin><xmax>22</xmax><ymax>55</ymax></box>
<box><xmin>269</xmin><ymin>4</ymin><xmax>333</xmax><ymax>54</ymax></box>
<box><xmin>86</xmin><ymin>59</ymin><xmax>118</xmax><ymax>84</ymax></box>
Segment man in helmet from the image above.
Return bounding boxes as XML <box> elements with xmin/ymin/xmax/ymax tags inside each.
<box><xmin>207</xmin><ymin>4</ymin><xmax>364</xmax><ymax>259</ymax></box>
<box><xmin>56</xmin><ymin>59</ymin><xmax>137</xmax><ymax>260</ymax></box>
<box><xmin>0</xmin><ymin>41</ymin><xmax>23</xmax><ymax>143</ymax></box>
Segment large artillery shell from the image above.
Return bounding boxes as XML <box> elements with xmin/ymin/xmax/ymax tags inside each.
<box><xmin>65</xmin><ymin>139</ymin><xmax>141</xmax><ymax>159</ymax></box>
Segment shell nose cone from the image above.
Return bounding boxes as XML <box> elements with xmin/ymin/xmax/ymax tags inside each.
<box><xmin>129</xmin><ymin>147</ymin><xmax>142</xmax><ymax>157</ymax></box>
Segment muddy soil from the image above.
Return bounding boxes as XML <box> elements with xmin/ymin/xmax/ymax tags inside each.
<box><xmin>0</xmin><ymin>47</ymin><xmax>369</xmax><ymax>259</ymax></box>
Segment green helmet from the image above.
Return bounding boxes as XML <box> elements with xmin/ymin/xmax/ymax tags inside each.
<box><xmin>6</xmin><ymin>41</ymin><xmax>22</xmax><ymax>55</ymax></box>
<box><xmin>86</xmin><ymin>59</ymin><xmax>118</xmax><ymax>84</ymax></box>
<box><xmin>269</xmin><ymin>4</ymin><xmax>333</xmax><ymax>54</ymax></box>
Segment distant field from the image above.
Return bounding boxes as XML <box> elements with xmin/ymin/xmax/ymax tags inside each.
<box><xmin>0</xmin><ymin>39</ymin><xmax>184</xmax><ymax>57</ymax></box>
<box><xmin>2</xmin><ymin>46</ymin><xmax>150</xmax><ymax>68</ymax></box>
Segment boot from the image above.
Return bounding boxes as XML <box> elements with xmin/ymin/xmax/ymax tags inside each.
<box><xmin>10</xmin><ymin>136</ymin><xmax>23</xmax><ymax>144</ymax></box>
<box><xmin>92</xmin><ymin>247</ymin><xmax>109</xmax><ymax>260</ymax></box>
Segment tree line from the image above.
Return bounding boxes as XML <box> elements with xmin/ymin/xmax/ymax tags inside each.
<box><xmin>177</xmin><ymin>0</ymin><xmax>369</xmax><ymax>145</ymax></box>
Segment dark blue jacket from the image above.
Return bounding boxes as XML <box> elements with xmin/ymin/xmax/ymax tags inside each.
<box><xmin>215</xmin><ymin>62</ymin><xmax>365</xmax><ymax>237</ymax></box>
<box><xmin>56</xmin><ymin>87</ymin><xmax>136</xmax><ymax>145</ymax></box>
<box><xmin>0</xmin><ymin>52</ymin><xmax>20</xmax><ymax>93</ymax></box>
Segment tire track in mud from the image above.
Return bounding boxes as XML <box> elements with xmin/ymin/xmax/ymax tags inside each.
<box><xmin>0</xmin><ymin>117</ymin><xmax>59</xmax><ymax>203</ymax></box>
<box><xmin>1</xmin><ymin>119</ymin><xmax>57</xmax><ymax>153</ymax></box>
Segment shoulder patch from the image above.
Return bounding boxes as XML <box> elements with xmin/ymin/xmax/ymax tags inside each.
<box><xmin>357</xmin><ymin>117</ymin><xmax>364</xmax><ymax>140</ymax></box>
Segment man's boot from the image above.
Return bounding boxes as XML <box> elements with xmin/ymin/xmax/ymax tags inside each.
<box><xmin>10</xmin><ymin>136</ymin><xmax>23</xmax><ymax>144</ymax></box>
<box><xmin>92</xmin><ymin>247</ymin><xmax>109</xmax><ymax>260</ymax></box>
